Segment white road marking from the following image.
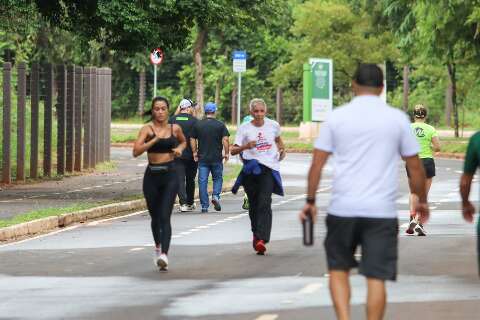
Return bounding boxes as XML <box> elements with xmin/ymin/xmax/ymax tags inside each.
<box><xmin>129</xmin><ymin>247</ymin><xmax>144</xmax><ymax>252</ymax></box>
<box><xmin>87</xmin><ymin>211</ymin><xmax>148</xmax><ymax>226</ymax></box>
<box><xmin>255</xmin><ymin>315</ymin><xmax>278</xmax><ymax>320</ymax></box>
<box><xmin>179</xmin><ymin>231</ymin><xmax>192</xmax><ymax>235</ymax></box>
<box><xmin>299</xmin><ymin>283</ymin><xmax>323</xmax><ymax>294</ymax></box>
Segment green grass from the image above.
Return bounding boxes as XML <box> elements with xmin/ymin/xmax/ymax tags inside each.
<box><xmin>111</xmin><ymin>132</ymin><xmax>137</xmax><ymax>143</ymax></box>
<box><xmin>112</xmin><ymin>115</ymin><xmax>145</xmax><ymax>124</ymax></box>
<box><xmin>0</xmin><ymin>203</ymin><xmax>96</xmax><ymax>228</ymax></box>
<box><xmin>440</xmin><ymin>138</ymin><xmax>469</xmax><ymax>154</ymax></box>
<box><xmin>95</xmin><ymin>161</ymin><xmax>118</xmax><ymax>172</ymax></box>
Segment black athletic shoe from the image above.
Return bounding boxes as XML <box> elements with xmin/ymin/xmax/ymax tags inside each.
<box><xmin>211</xmin><ymin>197</ymin><xmax>221</xmax><ymax>211</ymax></box>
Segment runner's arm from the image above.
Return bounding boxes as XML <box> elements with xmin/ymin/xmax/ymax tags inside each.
<box><xmin>222</xmin><ymin>136</ymin><xmax>230</xmax><ymax>160</ymax></box>
<box><xmin>460</xmin><ymin>173</ymin><xmax>475</xmax><ymax>222</ymax></box>
<box><xmin>172</xmin><ymin>124</ymin><xmax>186</xmax><ymax>157</ymax></box>
<box><xmin>299</xmin><ymin>149</ymin><xmax>330</xmax><ymax>223</ymax></box>
<box><xmin>431</xmin><ymin>136</ymin><xmax>441</xmax><ymax>152</ymax></box>
<box><xmin>275</xmin><ymin>136</ymin><xmax>286</xmax><ymax>160</ymax></box>
<box><xmin>132</xmin><ymin>126</ymin><xmax>157</xmax><ymax>157</ymax></box>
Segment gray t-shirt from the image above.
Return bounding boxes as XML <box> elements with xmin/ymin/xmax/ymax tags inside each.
<box><xmin>314</xmin><ymin>95</ymin><xmax>419</xmax><ymax>218</ymax></box>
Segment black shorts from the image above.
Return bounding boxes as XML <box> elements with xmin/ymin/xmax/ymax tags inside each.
<box><xmin>324</xmin><ymin>214</ymin><xmax>398</xmax><ymax>281</ymax></box>
<box><xmin>406</xmin><ymin>158</ymin><xmax>436</xmax><ymax>179</ymax></box>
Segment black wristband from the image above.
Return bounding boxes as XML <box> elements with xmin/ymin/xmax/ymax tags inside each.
<box><xmin>306</xmin><ymin>197</ymin><xmax>315</xmax><ymax>205</ymax></box>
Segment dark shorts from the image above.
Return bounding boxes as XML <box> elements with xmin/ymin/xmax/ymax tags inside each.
<box><xmin>324</xmin><ymin>214</ymin><xmax>398</xmax><ymax>281</ymax></box>
<box><xmin>406</xmin><ymin>158</ymin><xmax>436</xmax><ymax>179</ymax></box>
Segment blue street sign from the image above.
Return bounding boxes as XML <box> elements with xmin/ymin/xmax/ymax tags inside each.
<box><xmin>232</xmin><ymin>51</ymin><xmax>247</xmax><ymax>60</ymax></box>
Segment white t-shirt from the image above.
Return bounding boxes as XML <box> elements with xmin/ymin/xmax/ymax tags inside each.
<box><xmin>235</xmin><ymin>118</ymin><xmax>281</xmax><ymax>171</ymax></box>
<box><xmin>314</xmin><ymin>95</ymin><xmax>419</xmax><ymax>219</ymax></box>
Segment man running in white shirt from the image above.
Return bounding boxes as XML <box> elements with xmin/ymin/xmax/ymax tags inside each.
<box><xmin>300</xmin><ymin>64</ymin><xmax>429</xmax><ymax>320</ymax></box>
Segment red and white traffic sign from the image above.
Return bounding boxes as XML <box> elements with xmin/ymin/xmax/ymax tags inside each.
<box><xmin>150</xmin><ymin>48</ymin><xmax>164</xmax><ymax>65</ymax></box>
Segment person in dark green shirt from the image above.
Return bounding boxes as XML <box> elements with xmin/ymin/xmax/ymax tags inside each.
<box><xmin>460</xmin><ymin>131</ymin><xmax>480</xmax><ymax>276</ymax></box>
<box><xmin>406</xmin><ymin>104</ymin><xmax>441</xmax><ymax>236</ymax></box>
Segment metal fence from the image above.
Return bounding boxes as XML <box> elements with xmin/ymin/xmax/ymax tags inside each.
<box><xmin>1</xmin><ymin>62</ymin><xmax>111</xmax><ymax>184</ymax></box>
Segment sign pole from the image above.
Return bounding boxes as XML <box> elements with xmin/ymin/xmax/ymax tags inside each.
<box><xmin>232</xmin><ymin>50</ymin><xmax>247</xmax><ymax>128</ymax></box>
<box><xmin>153</xmin><ymin>64</ymin><xmax>157</xmax><ymax>97</ymax></box>
<box><xmin>237</xmin><ymin>72</ymin><xmax>241</xmax><ymax>128</ymax></box>
<box><xmin>150</xmin><ymin>47</ymin><xmax>164</xmax><ymax>98</ymax></box>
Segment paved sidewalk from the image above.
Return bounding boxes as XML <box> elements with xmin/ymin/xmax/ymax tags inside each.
<box><xmin>0</xmin><ymin>148</ymin><xmax>146</xmax><ymax>220</ymax></box>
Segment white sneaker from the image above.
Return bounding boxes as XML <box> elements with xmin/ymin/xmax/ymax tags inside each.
<box><xmin>415</xmin><ymin>224</ymin><xmax>427</xmax><ymax>236</ymax></box>
<box><xmin>155</xmin><ymin>253</ymin><xmax>168</xmax><ymax>271</ymax></box>
<box><xmin>179</xmin><ymin>204</ymin><xmax>190</xmax><ymax>212</ymax></box>
<box><xmin>187</xmin><ymin>204</ymin><xmax>196</xmax><ymax>211</ymax></box>
<box><xmin>406</xmin><ymin>216</ymin><xmax>417</xmax><ymax>235</ymax></box>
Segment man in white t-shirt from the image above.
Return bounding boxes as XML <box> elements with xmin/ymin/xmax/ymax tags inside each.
<box><xmin>300</xmin><ymin>64</ymin><xmax>429</xmax><ymax>320</ymax></box>
<box><xmin>231</xmin><ymin>98</ymin><xmax>285</xmax><ymax>255</ymax></box>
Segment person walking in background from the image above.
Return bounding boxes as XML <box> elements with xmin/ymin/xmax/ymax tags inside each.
<box><xmin>300</xmin><ymin>64</ymin><xmax>428</xmax><ymax>320</ymax></box>
<box><xmin>231</xmin><ymin>98</ymin><xmax>286</xmax><ymax>255</ymax></box>
<box><xmin>405</xmin><ymin>104</ymin><xmax>441</xmax><ymax>236</ymax></box>
<box><xmin>133</xmin><ymin>96</ymin><xmax>186</xmax><ymax>271</ymax></box>
<box><xmin>190</xmin><ymin>102</ymin><xmax>230</xmax><ymax>213</ymax></box>
<box><xmin>170</xmin><ymin>98</ymin><xmax>198</xmax><ymax>212</ymax></box>
<box><xmin>460</xmin><ymin>131</ymin><xmax>480</xmax><ymax>276</ymax></box>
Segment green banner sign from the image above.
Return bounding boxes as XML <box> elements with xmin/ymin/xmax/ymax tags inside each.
<box><xmin>310</xmin><ymin>58</ymin><xmax>333</xmax><ymax>122</ymax></box>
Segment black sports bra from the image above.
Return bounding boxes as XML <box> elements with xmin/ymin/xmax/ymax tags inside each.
<box><xmin>146</xmin><ymin>124</ymin><xmax>178</xmax><ymax>154</ymax></box>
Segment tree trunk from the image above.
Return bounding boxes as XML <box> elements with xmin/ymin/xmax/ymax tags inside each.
<box><xmin>138</xmin><ymin>70</ymin><xmax>146</xmax><ymax>115</ymax></box>
<box><xmin>402</xmin><ymin>65</ymin><xmax>409</xmax><ymax>112</ymax></box>
<box><xmin>276</xmin><ymin>87</ymin><xmax>283</xmax><ymax>125</ymax></box>
<box><xmin>215</xmin><ymin>78</ymin><xmax>221</xmax><ymax>108</ymax></box>
<box><xmin>447</xmin><ymin>63</ymin><xmax>459</xmax><ymax>137</ymax></box>
<box><xmin>194</xmin><ymin>26</ymin><xmax>208</xmax><ymax>118</ymax></box>
<box><xmin>231</xmin><ymin>85</ymin><xmax>237</xmax><ymax>125</ymax></box>
<box><xmin>445</xmin><ymin>73</ymin><xmax>453</xmax><ymax>127</ymax></box>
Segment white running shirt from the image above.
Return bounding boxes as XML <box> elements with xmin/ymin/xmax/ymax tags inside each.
<box><xmin>235</xmin><ymin>118</ymin><xmax>281</xmax><ymax>171</ymax></box>
<box><xmin>314</xmin><ymin>95</ymin><xmax>419</xmax><ymax>218</ymax></box>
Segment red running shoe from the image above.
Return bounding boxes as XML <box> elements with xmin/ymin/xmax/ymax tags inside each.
<box><xmin>255</xmin><ymin>240</ymin><xmax>266</xmax><ymax>254</ymax></box>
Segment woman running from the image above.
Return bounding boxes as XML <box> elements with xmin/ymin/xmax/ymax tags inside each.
<box><xmin>133</xmin><ymin>96</ymin><xmax>186</xmax><ymax>270</ymax></box>
<box><xmin>406</xmin><ymin>104</ymin><xmax>441</xmax><ymax>236</ymax></box>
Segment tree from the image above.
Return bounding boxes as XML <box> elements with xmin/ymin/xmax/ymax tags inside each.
<box><xmin>35</xmin><ymin>0</ymin><xmax>194</xmax><ymax>53</ymax></box>
<box><xmin>273</xmin><ymin>0</ymin><xmax>397</xmax><ymax>105</ymax></box>
<box><xmin>413</xmin><ymin>0</ymin><xmax>480</xmax><ymax>137</ymax></box>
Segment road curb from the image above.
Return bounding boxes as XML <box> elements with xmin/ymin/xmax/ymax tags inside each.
<box><xmin>0</xmin><ymin>181</ymin><xmax>236</xmax><ymax>243</ymax></box>
<box><xmin>0</xmin><ymin>199</ymin><xmax>147</xmax><ymax>242</ymax></box>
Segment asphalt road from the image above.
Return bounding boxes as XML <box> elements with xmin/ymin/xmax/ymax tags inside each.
<box><xmin>0</xmin><ymin>154</ymin><xmax>478</xmax><ymax>319</ymax></box>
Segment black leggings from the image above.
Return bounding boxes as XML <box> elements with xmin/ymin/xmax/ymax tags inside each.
<box><xmin>142</xmin><ymin>162</ymin><xmax>179</xmax><ymax>254</ymax></box>
<box><xmin>243</xmin><ymin>165</ymin><xmax>274</xmax><ymax>243</ymax></box>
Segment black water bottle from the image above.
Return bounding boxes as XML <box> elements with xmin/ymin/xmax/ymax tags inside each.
<box><xmin>303</xmin><ymin>209</ymin><xmax>314</xmax><ymax>246</ymax></box>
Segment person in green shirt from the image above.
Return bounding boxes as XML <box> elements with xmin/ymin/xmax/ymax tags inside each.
<box><xmin>460</xmin><ymin>131</ymin><xmax>480</xmax><ymax>276</ymax></box>
<box><xmin>406</xmin><ymin>104</ymin><xmax>441</xmax><ymax>236</ymax></box>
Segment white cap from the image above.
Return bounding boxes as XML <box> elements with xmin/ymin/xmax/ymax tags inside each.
<box><xmin>179</xmin><ymin>99</ymin><xmax>193</xmax><ymax>109</ymax></box>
